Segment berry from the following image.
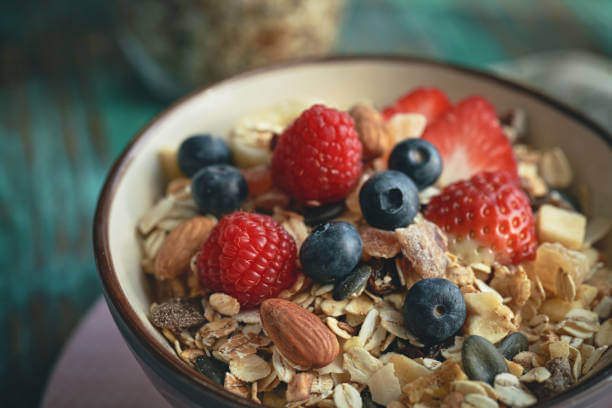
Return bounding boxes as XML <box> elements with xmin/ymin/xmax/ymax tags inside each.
<box><xmin>424</xmin><ymin>170</ymin><xmax>536</xmax><ymax>264</ymax></box>
<box><xmin>422</xmin><ymin>96</ymin><xmax>518</xmax><ymax>186</ymax></box>
<box><xmin>388</xmin><ymin>139</ymin><xmax>442</xmax><ymax>190</ymax></box>
<box><xmin>382</xmin><ymin>87</ymin><xmax>450</xmax><ymax>123</ymax></box>
<box><xmin>178</xmin><ymin>134</ymin><xmax>232</xmax><ymax>176</ymax></box>
<box><xmin>191</xmin><ymin>164</ymin><xmax>248</xmax><ymax>217</ymax></box>
<box><xmin>299</xmin><ymin>222</ymin><xmax>363</xmax><ymax>283</ymax></box>
<box><xmin>402</xmin><ymin>278</ymin><xmax>466</xmax><ymax>344</ymax></box>
<box><xmin>197</xmin><ymin>212</ymin><xmax>297</xmax><ymax>307</ymax></box>
<box><xmin>359</xmin><ymin>170</ymin><xmax>419</xmax><ymax>230</ymax></box>
<box><xmin>271</xmin><ymin>104</ymin><xmax>363</xmax><ymax>205</ymax></box>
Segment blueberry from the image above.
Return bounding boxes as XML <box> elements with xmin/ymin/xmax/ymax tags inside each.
<box><xmin>191</xmin><ymin>164</ymin><xmax>248</xmax><ymax>217</ymax></box>
<box><xmin>299</xmin><ymin>222</ymin><xmax>363</xmax><ymax>283</ymax></box>
<box><xmin>402</xmin><ymin>278</ymin><xmax>466</xmax><ymax>344</ymax></box>
<box><xmin>359</xmin><ymin>170</ymin><xmax>419</xmax><ymax>230</ymax></box>
<box><xmin>178</xmin><ymin>134</ymin><xmax>233</xmax><ymax>176</ymax></box>
<box><xmin>388</xmin><ymin>139</ymin><xmax>442</xmax><ymax>190</ymax></box>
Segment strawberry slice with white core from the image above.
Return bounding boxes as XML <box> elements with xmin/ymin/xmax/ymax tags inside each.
<box><xmin>422</xmin><ymin>96</ymin><xmax>518</xmax><ymax>186</ymax></box>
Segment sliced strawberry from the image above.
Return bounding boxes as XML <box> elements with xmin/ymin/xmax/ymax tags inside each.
<box><xmin>424</xmin><ymin>170</ymin><xmax>536</xmax><ymax>264</ymax></box>
<box><xmin>382</xmin><ymin>87</ymin><xmax>451</xmax><ymax>124</ymax></box>
<box><xmin>422</xmin><ymin>96</ymin><xmax>517</xmax><ymax>186</ymax></box>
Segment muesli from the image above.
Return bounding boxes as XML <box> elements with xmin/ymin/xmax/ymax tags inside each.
<box><xmin>138</xmin><ymin>88</ymin><xmax>612</xmax><ymax>407</ymax></box>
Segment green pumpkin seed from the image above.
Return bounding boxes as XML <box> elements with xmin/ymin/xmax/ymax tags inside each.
<box><xmin>496</xmin><ymin>332</ymin><xmax>529</xmax><ymax>360</ymax></box>
<box><xmin>462</xmin><ymin>335</ymin><xmax>508</xmax><ymax>384</ymax></box>
<box><xmin>194</xmin><ymin>355</ymin><xmax>228</xmax><ymax>384</ymax></box>
<box><xmin>333</xmin><ymin>263</ymin><xmax>372</xmax><ymax>301</ymax></box>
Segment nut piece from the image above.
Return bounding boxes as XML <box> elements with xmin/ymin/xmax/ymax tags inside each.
<box><xmin>349</xmin><ymin>104</ymin><xmax>393</xmax><ymax>160</ymax></box>
<box><xmin>536</xmin><ymin>205</ymin><xmax>586</xmax><ymax>250</ymax></box>
<box><xmin>155</xmin><ymin>217</ymin><xmax>216</xmax><ymax>280</ymax></box>
<box><xmin>260</xmin><ymin>298</ymin><xmax>340</xmax><ymax>369</ymax></box>
<box><xmin>395</xmin><ymin>221</ymin><xmax>448</xmax><ymax>279</ymax></box>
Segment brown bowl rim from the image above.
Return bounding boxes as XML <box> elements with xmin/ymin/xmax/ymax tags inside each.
<box><xmin>93</xmin><ymin>55</ymin><xmax>612</xmax><ymax>408</ymax></box>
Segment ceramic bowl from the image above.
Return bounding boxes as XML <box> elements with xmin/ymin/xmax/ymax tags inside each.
<box><xmin>94</xmin><ymin>56</ymin><xmax>612</xmax><ymax>408</ymax></box>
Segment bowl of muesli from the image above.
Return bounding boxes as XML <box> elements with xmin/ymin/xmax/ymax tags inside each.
<box><xmin>94</xmin><ymin>56</ymin><xmax>612</xmax><ymax>408</ymax></box>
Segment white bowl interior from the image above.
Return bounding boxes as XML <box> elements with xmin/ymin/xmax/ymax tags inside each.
<box><xmin>106</xmin><ymin>60</ymin><xmax>612</xmax><ymax>364</ymax></box>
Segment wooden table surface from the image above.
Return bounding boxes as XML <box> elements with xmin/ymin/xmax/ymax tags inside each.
<box><xmin>1</xmin><ymin>0</ymin><xmax>611</xmax><ymax>406</ymax></box>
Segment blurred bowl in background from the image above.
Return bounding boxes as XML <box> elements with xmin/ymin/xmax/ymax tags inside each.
<box><xmin>117</xmin><ymin>0</ymin><xmax>346</xmax><ymax>99</ymax></box>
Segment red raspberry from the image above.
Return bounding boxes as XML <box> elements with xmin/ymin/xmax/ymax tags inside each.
<box><xmin>271</xmin><ymin>104</ymin><xmax>362</xmax><ymax>205</ymax></box>
<box><xmin>197</xmin><ymin>212</ymin><xmax>297</xmax><ymax>307</ymax></box>
<box><xmin>424</xmin><ymin>171</ymin><xmax>536</xmax><ymax>264</ymax></box>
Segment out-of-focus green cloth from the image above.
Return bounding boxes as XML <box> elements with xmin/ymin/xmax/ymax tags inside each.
<box><xmin>1</xmin><ymin>0</ymin><xmax>611</xmax><ymax>406</ymax></box>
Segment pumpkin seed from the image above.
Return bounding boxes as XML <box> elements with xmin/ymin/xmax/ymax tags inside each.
<box><xmin>496</xmin><ymin>332</ymin><xmax>529</xmax><ymax>360</ymax></box>
<box><xmin>195</xmin><ymin>355</ymin><xmax>228</xmax><ymax>384</ymax></box>
<box><xmin>304</xmin><ymin>201</ymin><xmax>347</xmax><ymax>226</ymax></box>
<box><xmin>462</xmin><ymin>335</ymin><xmax>508</xmax><ymax>384</ymax></box>
<box><xmin>333</xmin><ymin>264</ymin><xmax>372</xmax><ymax>301</ymax></box>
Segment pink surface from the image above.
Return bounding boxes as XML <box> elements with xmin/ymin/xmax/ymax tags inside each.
<box><xmin>42</xmin><ymin>298</ymin><xmax>171</xmax><ymax>407</ymax></box>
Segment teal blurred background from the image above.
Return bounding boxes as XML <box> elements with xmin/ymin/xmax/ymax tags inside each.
<box><xmin>1</xmin><ymin>0</ymin><xmax>611</xmax><ymax>406</ymax></box>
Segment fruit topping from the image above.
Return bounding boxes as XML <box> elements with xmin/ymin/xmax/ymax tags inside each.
<box><xmin>424</xmin><ymin>170</ymin><xmax>536</xmax><ymax>264</ymax></box>
<box><xmin>271</xmin><ymin>104</ymin><xmax>363</xmax><ymax>205</ymax></box>
<box><xmin>178</xmin><ymin>134</ymin><xmax>233</xmax><ymax>176</ymax></box>
<box><xmin>299</xmin><ymin>221</ymin><xmax>363</xmax><ymax>283</ymax></box>
<box><xmin>359</xmin><ymin>170</ymin><xmax>419</xmax><ymax>230</ymax></box>
<box><xmin>382</xmin><ymin>87</ymin><xmax>450</xmax><ymax>124</ymax></box>
<box><xmin>402</xmin><ymin>278</ymin><xmax>466</xmax><ymax>344</ymax></box>
<box><xmin>191</xmin><ymin>164</ymin><xmax>248</xmax><ymax>217</ymax></box>
<box><xmin>388</xmin><ymin>138</ymin><xmax>442</xmax><ymax>190</ymax></box>
<box><xmin>422</xmin><ymin>96</ymin><xmax>518</xmax><ymax>186</ymax></box>
<box><xmin>197</xmin><ymin>212</ymin><xmax>297</xmax><ymax>307</ymax></box>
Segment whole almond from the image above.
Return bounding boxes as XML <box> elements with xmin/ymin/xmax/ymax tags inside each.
<box><xmin>349</xmin><ymin>104</ymin><xmax>393</xmax><ymax>160</ymax></box>
<box><xmin>260</xmin><ymin>298</ymin><xmax>340</xmax><ymax>369</ymax></box>
<box><xmin>154</xmin><ymin>216</ymin><xmax>216</xmax><ymax>280</ymax></box>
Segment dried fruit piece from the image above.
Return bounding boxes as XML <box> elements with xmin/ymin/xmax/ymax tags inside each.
<box><xmin>361</xmin><ymin>226</ymin><xmax>401</xmax><ymax>259</ymax></box>
<box><xmin>260</xmin><ymin>298</ymin><xmax>340</xmax><ymax>369</ymax></box>
<box><xmin>536</xmin><ymin>204</ymin><xmax>586</xmax><ymax>250</ymax></box>
<box><xmin>395</xmin><ymin>220</ymin><xmax>448</xmax><ymax>279</ymax></box>
<box><xmin>149</xmin><ymin>298</ymin><xmax>204</xmax><ymax>330</ymax></box>
<box><xmin>388</xmin><ymin>354</ymin><xmax>430</xmax><ymax>388</ymax></box>
<box><xmin>525</xmin><ymin>358</ymin><xmax>573</xmax><ymax>400</ymax></box>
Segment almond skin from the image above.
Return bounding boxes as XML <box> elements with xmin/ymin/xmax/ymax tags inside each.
<box><xmin>154</xmin><ymin>216</ymin><xmax>216</xmax><ymax>280</ymax></box>
<box><xmin>260</xmin><ymin>298</ymin><xmax>340</xmax><ymax>369</ymax></box>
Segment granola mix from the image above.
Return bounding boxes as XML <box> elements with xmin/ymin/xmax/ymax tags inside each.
<box><xmin>137</xmin><ymin>94</ymin><xmax>611</xmax><ymax>408</ymax></box>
